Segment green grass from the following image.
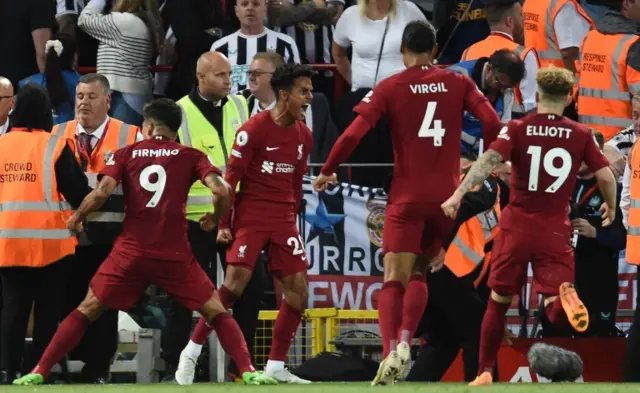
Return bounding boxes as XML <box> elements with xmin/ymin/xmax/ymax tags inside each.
<box><xmin>7</xmin><ymin>383</ymin><xmax>640</xmax><ymax>393</ymax></box>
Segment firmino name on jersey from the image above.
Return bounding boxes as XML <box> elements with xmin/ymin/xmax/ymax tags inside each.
<box><xmin>132</xmin><ymin>148</ymin><xmax>180</xmax><ymax>158</ymax></box>
<box><xmin>526</xmin><ymin>125</ymin><xmax>573</xmax><ymax>139</ymax></box>
<box><xmin>410</xmin><ymin>83</ymin><xmax>448</xmax><ymax>94</ymax></box>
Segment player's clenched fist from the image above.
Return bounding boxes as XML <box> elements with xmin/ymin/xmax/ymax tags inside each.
<box><xmin>313</xmin><ymin>173</ymin><xmax>337</xmax><ymax>192</ymax></box>
<box><xmin>66</xmin><ymin>215</ymin><xmax>84</xmax><ymax>234</ymax></box>
<box><xmin>199</xmin><ymin>213</ymin><xmax>217</xmax><ymax>232</ymax></box>
<box><xmin>441</xmin><ymin>195</ymin><xmax>461</xmax><ymax>219</ymax></box>
<box><xmin>217</xmin><ymin>228</ymin><xmax>233</xmax><ymax>244</ymax></box>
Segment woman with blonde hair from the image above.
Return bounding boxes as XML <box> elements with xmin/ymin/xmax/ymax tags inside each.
<box><xmin>78</xmin><ymin>0</ymin><xmax>163</xmax><ymax>126</ymax></box>
<box><xmin>332</xmin><ymin>0</ymin><xmax>427</xmax><ymax>92</ymax></box>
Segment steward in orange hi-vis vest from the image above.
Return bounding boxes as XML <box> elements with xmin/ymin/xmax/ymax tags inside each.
<box><xmin>0</xmin><ymin>129</ymin><xmax>76</xmax><ymax>267</ymax></box>
<box><xmin>52</xmin><ymin>118</ymin><xmax>139</xmax><ymax>244</ymax></box>
<box><xmin>523</xmin><ymin>0</ymin><xmax>593</xmax><ymax>70</ymax></box>
<box><xmin>444</xmin><ymin>174</ymin><xmax>502</xmax><ymax>287</ymax></box>
<box><xmin>577</xmin><ymin>12</ymin><xmax>640</xmax><ymax>142</ymax></box>
<box><xmin>461</xmin><ymin>32</ymin><xmax>539</xmax><ymax>117</ymax></box>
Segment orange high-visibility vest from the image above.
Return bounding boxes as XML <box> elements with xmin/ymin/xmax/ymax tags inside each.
<box><xmin>627</xmin><ymin>141</ymin><xmax>640</xmax><ymax>265</ymax></box>
<box><xmin>52</xmin><ymin>118</ymin><xmax>139</xmax><ymax>244</ymax></box>
<box><xmin>523</xmin><ymin>0</ymin><xmax>593</xmax><ymax>69</ymax></box>
<box><xmin>0</xmin><ymin>129</ymin><xmax>76</xmax><ymax>268</ymax></box>
<box><xmin>577</xmin><ymin>31</ymin><xmax>640</xmax><ymax>141</ymax></box>
<box><xmin>444</xmin><ymin>178</ymin><xmax>501</xmax><ymax>281</ymax></box>
<box><xmin>461</xmin><ymin>32</ymin><xmax>539</xmax><ymax>114</ymax></box>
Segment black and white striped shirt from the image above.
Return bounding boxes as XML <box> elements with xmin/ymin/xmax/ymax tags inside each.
<box><xmin>605</xmin><ymin>125</ymin><xmax>636</xmax><ymax>157</ymax></box>
<box><xmin>274</xmin><ymin>0</ymin><xmax>343</xmax><ymax>66</ymax></box>
<box><xmin>211</xmin><ymin>28</ymin><xmax>301</xmax><ymax>93</ymax></box>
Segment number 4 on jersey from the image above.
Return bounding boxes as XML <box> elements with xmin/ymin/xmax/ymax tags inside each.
<box><xmin>418</xmin><ymin>101</ymin><xmax>446</xmax><ymax>146</ymax></box>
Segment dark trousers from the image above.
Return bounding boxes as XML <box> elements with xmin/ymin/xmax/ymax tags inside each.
<box><xmin>64</xmin><ymin>245</ymin><xmax>119</xmax><ymax>379</ymax></box>
<box><xmin>624</xmin><ymin>267</ymin><xmax>640</xmax><ymax>381</ymax></box>
<box><xmin>0</xmin><ymin>257</ymin><xmax>72</xmax><ymax>377</ymax></box>
<box><xmin>406</xmin><ymin>267</ymin><xmax>488</xmax><ymax>382</ymax></box>
<box><xmin>162</xmin><ymin>220</ymin><xmax>266</xmax><ymax>376</ymax></box>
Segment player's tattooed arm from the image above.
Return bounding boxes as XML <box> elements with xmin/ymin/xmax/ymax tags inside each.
<box><xmin>204</xmin><ymin>172</ymin><xmax>232</xmax><ymax>225</ymax></box>
<box><xmin>70</xmin><ymin>176</ymin><xmax>118</xmax><ymax>223</ymax></box>
<box><xmin>457</xmin><ymin>150</ymin><xmax>504</xmax><ymax>196</ymax></box>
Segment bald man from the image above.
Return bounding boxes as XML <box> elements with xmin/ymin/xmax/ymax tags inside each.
<box><xmin>162</xmin><ymin>52</ymin><xmax>264</xmax><ymax>383</ymax></box>
<box><xmin>0</xmin><ymin>77</ymin><xmax>15</xmax><ymax>136</ymax></box>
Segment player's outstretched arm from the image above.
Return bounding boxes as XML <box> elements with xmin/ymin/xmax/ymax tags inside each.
<box><xmin>441</xmin><ymin>150</ymin><xmax>504</xmax><ymax>219</ymax></box>
<box><xmin>594</xmin><ymin>166</ymin><xmax>617</xmax><ymax>227</ymax></box>
<box><xmin>67</xmin><ymin>176</ymin><xmax>119</xmax><ymax>233</ymax></box>
<box><xmin>203</xmin><ymin>172</ymin><xmax>233</xmax><ymax>226</ymax></box>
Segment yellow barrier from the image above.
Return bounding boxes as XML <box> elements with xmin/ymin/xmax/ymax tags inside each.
<box><xmin>253</xmin><ymin>308</ymin><xmax>380</xmax><ymax>367</ymax></box>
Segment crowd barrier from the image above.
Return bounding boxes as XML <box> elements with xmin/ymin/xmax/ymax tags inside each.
<box><xmin>252</xmin><ymin>308</ymin><xmax>627</xmax><ymax>383</ymax></box>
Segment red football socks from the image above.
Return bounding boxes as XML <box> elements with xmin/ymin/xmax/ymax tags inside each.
<box><xmin>209</xmin><ymin>312</ymin><xmax>255</xmax><ymax>374</ymax></box>
<box><xmin>545</xmin><ymin>297</ymin><xmax>569</xmax><ymax>327</ymax></box>
<box><xmin>478</xmin><ymin>298</ymin><xmax>510</xmax><ymax>374</ymax></box>
<box><xmin>31</xmin><ymin>309</ymin><xmax>91</xmax><ymax>378</ymax></box>
<box><xmin>191</xmin><ymin>285</ymin><xmax>240</xmax><ymax>345</ymax></box>
<box><xmin>268</xmin><ymin>302</ymin><xmax>302</xmax><ymax>361</ymax></box>
<box><xmin>398</xmin><ymin>274</ymin><xmax>428</xmax><ymax>344</ymax></box>
<box><xmin>378</xmin><ymin>280</ymin><xmax>405</xmax><ymax>357</ymax></box>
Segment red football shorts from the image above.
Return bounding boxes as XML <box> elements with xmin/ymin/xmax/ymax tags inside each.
<box><xmin>382</xmin><ymin>202</ymin><xmax>454</xmax><ymax>256</ymax></box>
<box><xmin>488</xmin><ymin>228</ymin><xmax>574</xmax><ymax>297</ymax></box>
<box><xmin>226</xmin><ymin>223</ymin><xmax>308</xmax><ymax>278</ymax></box>
<box><xmin>90</xmin><ymin>247</ymin><xmax>214</xmax><ymax>311</ymax></box>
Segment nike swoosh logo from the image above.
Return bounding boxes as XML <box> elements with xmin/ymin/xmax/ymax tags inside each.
<box><xmin>266</xmin><ymin>147</ymin><xmax>279</xmax><ymax>151</ymax></box>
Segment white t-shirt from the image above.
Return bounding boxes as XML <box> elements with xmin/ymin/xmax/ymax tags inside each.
<box><xmin>333</xmin><ymin>0</ymin><xmax>426</xmax><ymax>91</ymax></box>
<box><xmin>554</xmin><ymin>1</ymin><xmax>591</xmax><ymax>49</ymax></box>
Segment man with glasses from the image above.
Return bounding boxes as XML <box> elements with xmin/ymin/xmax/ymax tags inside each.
<box><xmin>0</xmin><ymin>77</ymin><xmax>14</xmax><ymax>136</ymax></box>
<box><xmin>448</xmin><ymin>49</ymin><xmax>526</xmax><ymax>157</ymax></box>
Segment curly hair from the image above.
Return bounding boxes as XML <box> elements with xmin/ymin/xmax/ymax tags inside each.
<box><xmin>9</xmin><ymin>84</ymin><xmax>53</xmax><ymax>132</ymax></box>
<box><xmin>270</xmin><ymin>64</ymin><xmax>315</xmax><ymax>98</ymax></box>
<box><xmin>143</xmin><ymin>98</ymin><xmax>183</xmax><ymax>133</ymax></box>
<box><xmin>536</xmin><ymin>66</ymin><xmax>575</xmax><ymax>104</ymax></box>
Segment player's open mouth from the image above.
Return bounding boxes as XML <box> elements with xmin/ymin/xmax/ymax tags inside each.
<box><xmin>301</xmin><ymin>104</ymin><xmax>309</xmax><ymax>111</ymax></box>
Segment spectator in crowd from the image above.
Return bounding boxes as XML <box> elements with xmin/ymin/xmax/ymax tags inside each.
<box><xmin>448</xmin><ymin>49</ymin><xmax>526</xmax><ymax>156</ymax></box>
<box><xmin>603</xmin><ymin>94</ymin><xmax>639</xmax><ymax>180</ymax></box>
<box><xmin>57</xmin><ymin>0</ymin><xmax>112</xmax><ymax>67</ymax></box>
<box><xmin>0</xmin><ymin>77</ymin><xmax>14</xmax><ymax>136</ymax></box>
<box><xmin>244</xmin><ymin>52</ymin><xmax>283</xmax><ymax>116</ymax></box>
<box><xmin>161</xmin><ymin>0</ymin><xmax>224</xmax><ymax>101</ymax></box>
<box><xmin>524</xmin><ymin>0</ymin><xmax>593</xmax><ymax>73</ymax></box>
<box><xmin>52</xmin><ymin>73</ymin><xmax>142</xmax><ymax>383</ymax></box>
<box><xmin>624</xmin><ymin>96</ymin><xmax>640</xmax><ymax>382</ymax></box>
<box><xmin>576</xmin><ymin>0</ymin><xmax>640</xmax><ymax>141</ymax></box>
<box><xmin>169</xmin><ymin>52</ymin><xmax>264</xmax><ymax>382</ymax></box>
<box><xmin>542</xmin><ymin>130</ymin><xmax>625</xmax><ymax>338</ymax></box>
<box><xmin>407</xmin><ymin>152</ymin><xmax>507</xmax><ymax>382</ymax></box>
<box><xmin>78</xmin><ymin>0</ymin><xmax>164</xmax><ymax>126</ymax></box>
<box><xmin>0</xmin><ymin>84</ymin><xmax>89</xmax><ymax>384</ymax></box>
<box><xmin>0</xmin><ymin>0</ymin><xmax>55</xmax><ymax>91</ymax></box>
<box><xmin>620</xmin><ymin>95</ymin><xmax>640</xmax><ymax>229</ymax></box>
<box><xmin>211</xmin><ymin>0</ymin><xmax>301</xmax><ymax>94</ymax></box>
<box><xmin>462</xmin><ymin>0</ymin><xmax>539</xmax><ymax>118</ymax></box>
<box><xmin>20</xmin><ymin>35</ymin><xmax>81</xmax><ymax>125</ymax></box>
<box><xmin>332</xmin><ymin>0</ymin><xmax>427</xmax><ymax>92</ymax></box>
<box><xmin>269</xmin><ymin>0</ymin><xmax>345</xmax><ymax>100</ymax></box>
<box><xmin>432</xmin><ymin>0</ymin><xmax>490</xmax><ymax>65</ymax></box>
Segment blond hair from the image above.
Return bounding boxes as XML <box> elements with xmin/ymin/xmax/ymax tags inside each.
<box><xmin>536</xmin><ymin>66</ymin><xmax>575</xmax><ymax>105</ymax></box>
<box><xmin>252</xmin><ymin>51</ymin><xmax>285</xmax><ymax>69</ymax></box>
<box><xmin>358</xmin><ymin>0</ymin><xmax>397</xmax><ymax>18</ymax></box>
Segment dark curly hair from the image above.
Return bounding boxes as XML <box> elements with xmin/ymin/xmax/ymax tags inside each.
<box><xmin>143</xmin><ymin>98</ymin><xmax>183</xmax><ymax>133</ymax></box>
<box><xmin>9</xmin><ymin>84</ymin><xmax>53</xmax><ymax>132</ymax></box>
<box><xmin>270</xmin><ymin>64</ymin><xmax>315</xmax><ymax>99</ymax></box>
